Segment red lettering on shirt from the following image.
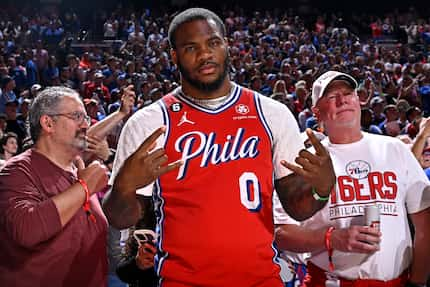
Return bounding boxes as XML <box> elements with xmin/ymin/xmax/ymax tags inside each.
<box><xmin>338</xmin><ymin>176</ymin><xmax>355</xmax><ymax>202</ymax></box>
<box><xmin>368</xmin><ymin>172</ymin><xmax>385</xmax><ymax>199</ymax></box>
<box><xmin>334</xmin><ymin>171</ymin><xmax>398</xmax><ymax>203</ymax></box>
<box><xmin>383</xmin><ymin>172</ymin><xmax>397</xmax><ymax>199</ymax></box>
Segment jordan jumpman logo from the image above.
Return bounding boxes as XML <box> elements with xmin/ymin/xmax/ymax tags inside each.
<box><xmin>177</xmin><ymin>112</ymin><xmax>195</xmax><ymax>126</ymax></box>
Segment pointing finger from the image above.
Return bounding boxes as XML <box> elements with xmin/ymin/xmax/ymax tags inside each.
<box><xmin>147</xmin><ymin>138</ymin><xmax>158</xmax><ymax>153</ymax></box>
<box><xmin>306</xmin><ymin>128</ymin><xmax>326</xmax><ymax>156</ymax></box>
<box><xmin>280</xmin><ymin>160</ymin><xmax>307</xmax><ymax>177</ymax></box>
<box><xmin>135</xmin><ymin>126</ymin><xmax>166</xmax><ymax>157</ymax></box>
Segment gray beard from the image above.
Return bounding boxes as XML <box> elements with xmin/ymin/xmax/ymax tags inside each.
<box><xmin>72</xmin><ymin>137</ymin><xmax>88</xmax><ymax>151</ymax></box>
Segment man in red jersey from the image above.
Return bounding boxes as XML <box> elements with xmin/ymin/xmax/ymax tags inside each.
<box><xmin>103</xmin><ymin>8</ymin><xmax>335</xmax><ymax>287</ymax></box>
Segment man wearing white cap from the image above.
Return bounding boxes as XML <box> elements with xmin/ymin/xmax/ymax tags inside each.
<box><xmin>275</xmin><ymin>71</ymin><xmax>430</xmax><ymax>287</ymax></box>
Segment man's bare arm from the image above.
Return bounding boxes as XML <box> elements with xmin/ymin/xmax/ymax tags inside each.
<box><xmin>87</xmin><ymin>85</ymin><xmax>135</xmax><ymax>139</ymax></box>
<box><xmin>275</xmin><ymin>223</ymin><xmax>380</xmax><ymax>254</ymax></box>
<box><xmin>275</xmin><ymin>224</ymin><xmax>326</xmax><ymax>252</ymax></box>
<box><xmin>102</xmin><ymin>183</ymin><xmax>142</xmax><ymax>229</ymax></box>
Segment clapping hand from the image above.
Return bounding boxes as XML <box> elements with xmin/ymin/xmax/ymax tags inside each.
<box><xmin>86</xmin><ymin>135</ymin><xmax>110</xmax><ymax>161</ymax></box>
<box><xmin>419</xmin><ymin>117</ymin><xmax>430</xmax><ymax>138</ymax></box>
<box><xmin>119</xmin><ymin>85</ymin><xmax>136</xmax><ymax>116</ymax></box>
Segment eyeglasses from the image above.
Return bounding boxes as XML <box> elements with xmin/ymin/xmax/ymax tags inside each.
<box><xmin>49</xmin><ymin>111</ymin><xmax>91</xmax><ymax>126</ymax></box>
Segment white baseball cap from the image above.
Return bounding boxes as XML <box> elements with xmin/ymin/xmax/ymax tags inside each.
<box><xmin>312</xmin><ymin>71</ymin><xmax>358</xmax><ymax>107</ymax></box>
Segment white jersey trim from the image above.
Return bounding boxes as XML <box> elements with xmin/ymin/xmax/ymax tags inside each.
<box><xmin>174</xmin><ymin>84</ymin><xmax>241</xmax><ymax>114</ymax></box>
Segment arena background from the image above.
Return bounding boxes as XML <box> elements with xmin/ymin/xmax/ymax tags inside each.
<box><xmin>4</xmin><ymin>0</ymin><xmax>430</xmax><ymax>13</ymax></box>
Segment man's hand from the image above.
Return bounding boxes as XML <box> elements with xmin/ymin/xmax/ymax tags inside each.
<box><xmin>102</xmin><ymin>127</ymin><xmax>182</xmax><ymax>229</ymax></box>
<box><xmin>114</xmin><ymin>126</ymin><xmax>183</xmax><ymax>195</ymax></box>
<box><xmin>136</xmin><ymin>243</ymin><xmax>156</xmax><ymax>270</ymax></box>
<box><xmin>119</xmin><ymin>85</ymin><xmax>136</xmax><ymax>116</ymax></box>
<box><xmin>75</xmin><ymin>156</ymin><xmax>109</xmax><ymax>195</ymax></box>
<box><xmin>86</xmin><ymin>136</ymin><xmax>110</xmax><ymax>161</ymax></box>
<box><xmin>281</xmin><ymin>128</ymin><xmax>335</xmax><ymax>196</ymax></box>
<box><xmin>418</xmin><ymin>117</ymin><xmax>430</xmax><ymax>138</ymax></box>
<box><xmin>331</xmin><ymin>225</ymin><xmax>381</xmax><ymax>253</ymax></box>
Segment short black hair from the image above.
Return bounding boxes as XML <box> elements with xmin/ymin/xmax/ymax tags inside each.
<box><xmin>168</xmin><ymin>8</ymin><xmax>226</xmax><ymax>50</ymax></box>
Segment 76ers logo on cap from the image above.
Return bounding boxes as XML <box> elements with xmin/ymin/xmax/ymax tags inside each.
<box><xmin>235</xmin><ymin>104</ymin><xmax>249</xmax><ymax>115</ymax></box>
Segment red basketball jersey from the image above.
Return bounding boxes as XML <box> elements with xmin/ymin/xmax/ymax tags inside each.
<box><xmin>155</xmin><ymin>86</ymin><xmax>282</xmax><ymax>287</ymax></box>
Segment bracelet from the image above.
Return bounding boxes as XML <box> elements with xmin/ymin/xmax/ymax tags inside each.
<box><xmin>325</xmin><ymin>226</ymin><xmax>335</xmax><ymax>272</ymax></box>
<box><xmin>312</xmin><ymin>187</ymin><xmax>330</xmax><ymax>201</ymax></box>
<box><xmin>77</xmin><ymin>178</ymin><xmax>96</xmax><ymax>223</ymax></box>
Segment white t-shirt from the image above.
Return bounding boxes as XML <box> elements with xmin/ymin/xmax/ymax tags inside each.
<box><xmin>300</xmin><ymin>132</ymin><xmax>430</xmax><ymax>280</ymax></box>
<box><xmin>109</xmin><ymin>83</ymin><xmax>304</xmax><ymax>196</ymax></box>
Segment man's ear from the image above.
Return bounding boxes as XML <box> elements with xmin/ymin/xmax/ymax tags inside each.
<box><xmin>40</xmin><ymin>114</ymin><xmax>55</xmax><ymax>133</ymax></box>
<box><xmin>170</xmin><ymin>49</ymin><xmax>177</xmax><ymax>66</ymax></box>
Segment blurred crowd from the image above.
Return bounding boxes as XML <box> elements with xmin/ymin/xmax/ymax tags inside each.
<box><xmin>1</xmin><ymin>5</ymin><xmax>430</xmax><ymax>159</ymax></box>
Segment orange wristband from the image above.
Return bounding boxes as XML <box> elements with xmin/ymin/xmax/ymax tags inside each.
<box><xmin>325</xmin><ymin>226</ymin><xmax>335</xmax><ymax>272</ymax></box>
<box><xmin>77</xmin><ymin>179</ymin><xmax>96</xmax><ymax>223</ymax></box>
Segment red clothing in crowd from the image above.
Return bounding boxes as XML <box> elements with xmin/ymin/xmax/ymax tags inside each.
<box><xmin>370</xmin><ymin>22</ymin><xmax>382</xmax><ymax>38</ymax></box>
<box><xmin>0</xmin><ymin>149</ymin><xmax>108</xmax><ymax>287</ymax></box>
<box><xmin>84</xmin><ymin>82</ymin><xmax>111</xmax><ymax>102</ymax></box>
<box><xmin>315</xmin><ymin>22</ymin><xmax>325</xmax><ymax>33</ymax></box>
<box><xmin>79</xmin><ymin>59</ymin><xmax>91</xmax><ymax>70</ymax></box>
<box><xmin>293</xmin><ymin>99</ymin><xmax>305</xmax><ymax>115</ymax></box>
